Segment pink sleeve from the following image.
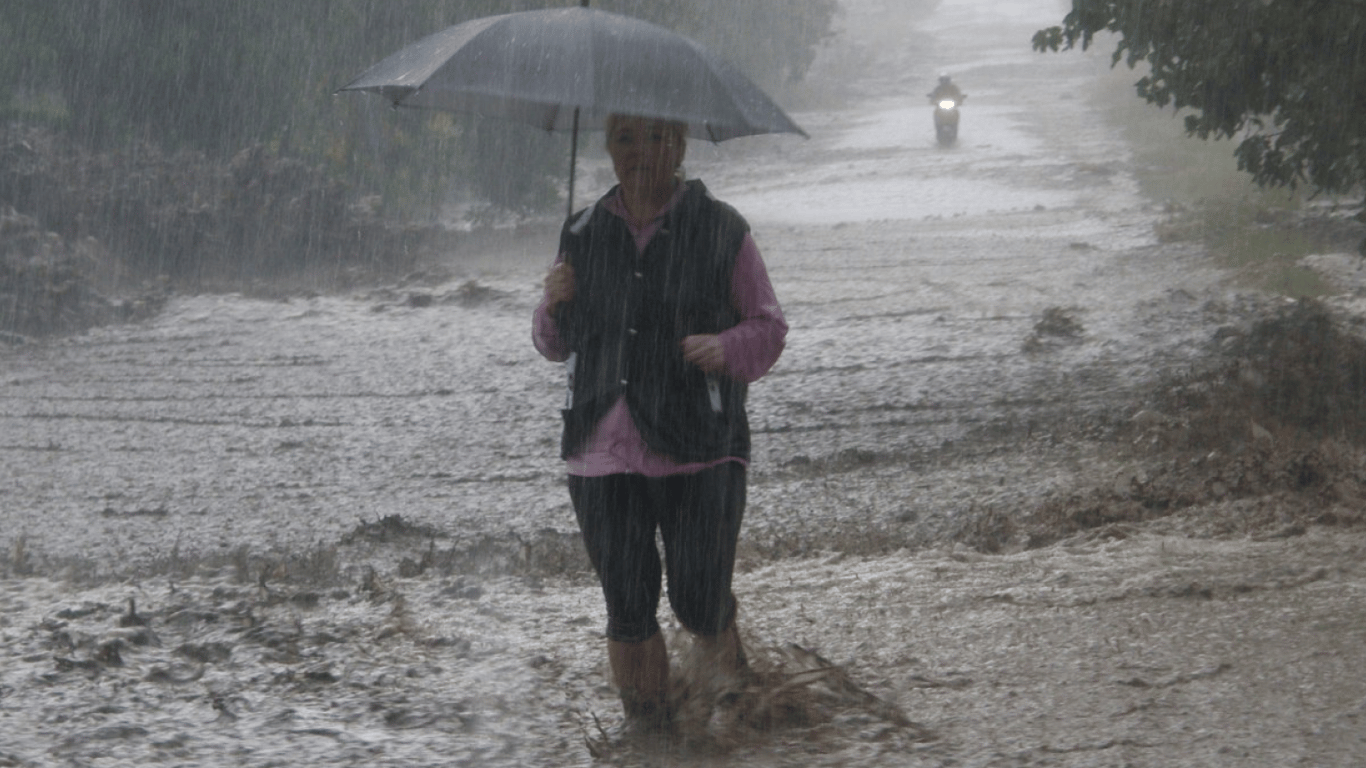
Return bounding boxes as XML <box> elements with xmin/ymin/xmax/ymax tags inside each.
<box><xmin>718</xmin><ymin>233</ymin><xmax>787</xmax><ymax>383</ymax></box>
<box><xmin>532</xmin><ymin>252</ymin><xmax>570</xmax><ymax>362</ymax></box>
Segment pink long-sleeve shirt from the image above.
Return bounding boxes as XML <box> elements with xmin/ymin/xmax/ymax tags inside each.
<box><xmin>532</xmin><ymin>184</ymin><xmax>787</xmax><ymax>477</ymax></box>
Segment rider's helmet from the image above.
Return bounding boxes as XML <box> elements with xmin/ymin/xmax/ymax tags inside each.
<box><xmin>938</xmin><ymin>73</ymin><xmax>951</xmax><ymax>84</ymax></box>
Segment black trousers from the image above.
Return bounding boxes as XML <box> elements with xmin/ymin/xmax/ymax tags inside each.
<box><xmin>568</xmin><ymin>463</ymin><xmax>746</xmax><ymax>643</ymax></box>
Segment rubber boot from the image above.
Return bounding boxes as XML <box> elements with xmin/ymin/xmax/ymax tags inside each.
<box><xmin>689</xmin><ymin>619</ymin><xmax>753</xmax><ymax>742</ymax></box>
<box><xmin>607</xmin><ymin>632</ymin><xmax>672</xmax><ymax>734</ymax></box>
<box><xmin>695</xmin><ymin>618</ymin><xmax>748</xmax><ymax>677</ymax></box>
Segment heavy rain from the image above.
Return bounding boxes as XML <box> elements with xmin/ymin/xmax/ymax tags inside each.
<box><xmin>4</xmin><ymin>0</ymin><xmax>1366</xmax><ymax>766</ymax></box>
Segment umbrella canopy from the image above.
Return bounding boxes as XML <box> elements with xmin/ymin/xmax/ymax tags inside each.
<box><xmin>338</xmin><ymin>7</ymin><xmax>807</xmax><ymax>143</ymax></box>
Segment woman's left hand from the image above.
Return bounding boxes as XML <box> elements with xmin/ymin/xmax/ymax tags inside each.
<box><xmin>681</xmin><ymin>334</ymin><xmax>726</xmax><ymax>373</ymax></box>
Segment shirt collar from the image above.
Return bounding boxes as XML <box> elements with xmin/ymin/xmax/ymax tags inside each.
<box><xmin>604</xmin><ymin>180</ymin><xmax>687</xmax><ymax>225</ymax></box>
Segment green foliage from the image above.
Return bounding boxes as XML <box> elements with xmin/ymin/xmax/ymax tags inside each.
<box><xmin>1034</xmin><ymin>0</ymin><xmax>1366</xmax><ymax>201</ymax></box>
<box><xmin>1</xmin><ymin>1</ymin><xmax>836</xmax><ymax>220</ymax></box>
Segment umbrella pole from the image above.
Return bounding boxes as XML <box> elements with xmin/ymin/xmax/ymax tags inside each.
<box><xmin>567</xmin><ymin>106</ymin><xmax>580</xmax><ymax>218</ymax></box>
<box><xmin>564</xmin><ymin>0</ymin><xmax>588</xmax><ymax>217</ymax></box>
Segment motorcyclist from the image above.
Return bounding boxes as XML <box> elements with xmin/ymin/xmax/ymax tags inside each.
<box><xmin>928</xmin><ymin>74</ymin><xmax>965</xmax><ymax>105</ymax></box>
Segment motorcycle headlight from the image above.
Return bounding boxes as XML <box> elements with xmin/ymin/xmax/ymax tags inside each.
<box><xmin>938</xmin><ymin>100</ymin><xmax>957</xmax><ymax>109</ymax></box>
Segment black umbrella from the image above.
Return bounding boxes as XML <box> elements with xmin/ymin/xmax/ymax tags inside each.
<box><xmin>339</xmin><ymin>5</ymin><xmax>806</xmax><ymax>214</ymax></box>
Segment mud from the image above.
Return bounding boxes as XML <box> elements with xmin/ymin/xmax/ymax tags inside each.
<box><xmin>4</xmin><ymin>0</ymin><xmax>1366</xmax><ymax>766</ymax></box>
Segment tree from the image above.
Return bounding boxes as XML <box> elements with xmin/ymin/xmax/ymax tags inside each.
<box><xmin>1033</xmin><ymin>0</ymin><xmax>1366</xmax><ymax>210</ymax></box>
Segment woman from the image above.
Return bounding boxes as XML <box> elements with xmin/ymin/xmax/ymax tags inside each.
<box><xmin>532</xmin><ymin>113</ymin><xmax>787</xmax><ymax>734</ymax></box>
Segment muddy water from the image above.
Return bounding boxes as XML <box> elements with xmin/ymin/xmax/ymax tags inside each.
<box><xmin>1</xmin><ymin>0</ymin><xmax>1235</xmax><ymax>574</ymax></box>
<box><xmin>6</xmin><ymin>1</ymin><xmax>1363</xmax><ymax>767</ymax></box>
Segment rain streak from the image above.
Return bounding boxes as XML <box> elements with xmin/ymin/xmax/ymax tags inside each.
<box><xmin>3</xmin><ymin>1</ymin><xmax>1366</xmax><ymax>766</ymax></box>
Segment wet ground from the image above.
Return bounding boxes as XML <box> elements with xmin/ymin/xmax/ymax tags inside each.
<box><xmin>4</xmin><ymin>0</ymin><xmax>1366</xmax><ymax>766</ymax></box>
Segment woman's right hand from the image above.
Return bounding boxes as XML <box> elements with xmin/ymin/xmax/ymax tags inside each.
<box><xmin>543</xmin><ymin>262</ymin><xmax>575</xmax><ymax>308</ymax></box>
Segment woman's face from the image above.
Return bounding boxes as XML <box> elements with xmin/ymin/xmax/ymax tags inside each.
<box><xmin>607</xmin><ymin>116</ymin><xmax>685</xmax><ymax>197</ymax></box>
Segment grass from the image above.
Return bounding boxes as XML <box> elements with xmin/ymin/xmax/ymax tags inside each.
<box><xmin>1088</xmin><ymin>62</ymin><xmax>1357</xmax><ymax>298</ymax></box>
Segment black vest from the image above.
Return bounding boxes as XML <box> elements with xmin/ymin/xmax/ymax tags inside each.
<box><xmin>557</xmin><ymin>180</ymin><xmax>751</xmax><ymax>463</ymax></box>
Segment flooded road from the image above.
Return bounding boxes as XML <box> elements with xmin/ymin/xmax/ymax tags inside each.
<box><xmin>1</xmin><ymin>0</ymin><xmax>1230</xmax><ymax>574</ymax></box>
<box><xmin>5</xmin><ymin>1</ymin><xmax>1366</xmax><ymax>766</ymax></box>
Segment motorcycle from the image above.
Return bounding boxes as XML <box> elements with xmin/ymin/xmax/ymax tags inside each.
<box><xmin>933</xmin><ymin>95</ymin><xmax>963</xmax><ymax>146</ymax></box>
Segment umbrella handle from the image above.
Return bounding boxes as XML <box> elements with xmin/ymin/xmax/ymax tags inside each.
<box><xmin>564</xmin><ymin>0</ymin><xmax>587</xmax><ymax>217</ymax></box>
<box><xmin>564</xmin><ymin>0</ymin><xmax>588</xmax><ymax>217</ymax></box>
<box><xmin>567</xmin><ymin>107</ymin><xmax>580</xmax><ymax>218</ymax></box>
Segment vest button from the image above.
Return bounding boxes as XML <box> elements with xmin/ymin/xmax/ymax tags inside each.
<box><xmin>627</xmin><ymin>328</ymin><xmax>638</xmax><ymax>335</ymax></box>
<box><xmin>633</xmin><ymin>271</ymin><xmax>643</xmax><ymax>278</ymax></box>
<box><xmin>619</xmin><ymin>379</ymin><xmax>629</xmax><ymax>386</ymax></box>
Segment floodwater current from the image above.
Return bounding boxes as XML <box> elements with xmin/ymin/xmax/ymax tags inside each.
<box><xmin>2</xmin><ymin>0</ymin><xmax>1230</xmax><ymax>574</ymax></box>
